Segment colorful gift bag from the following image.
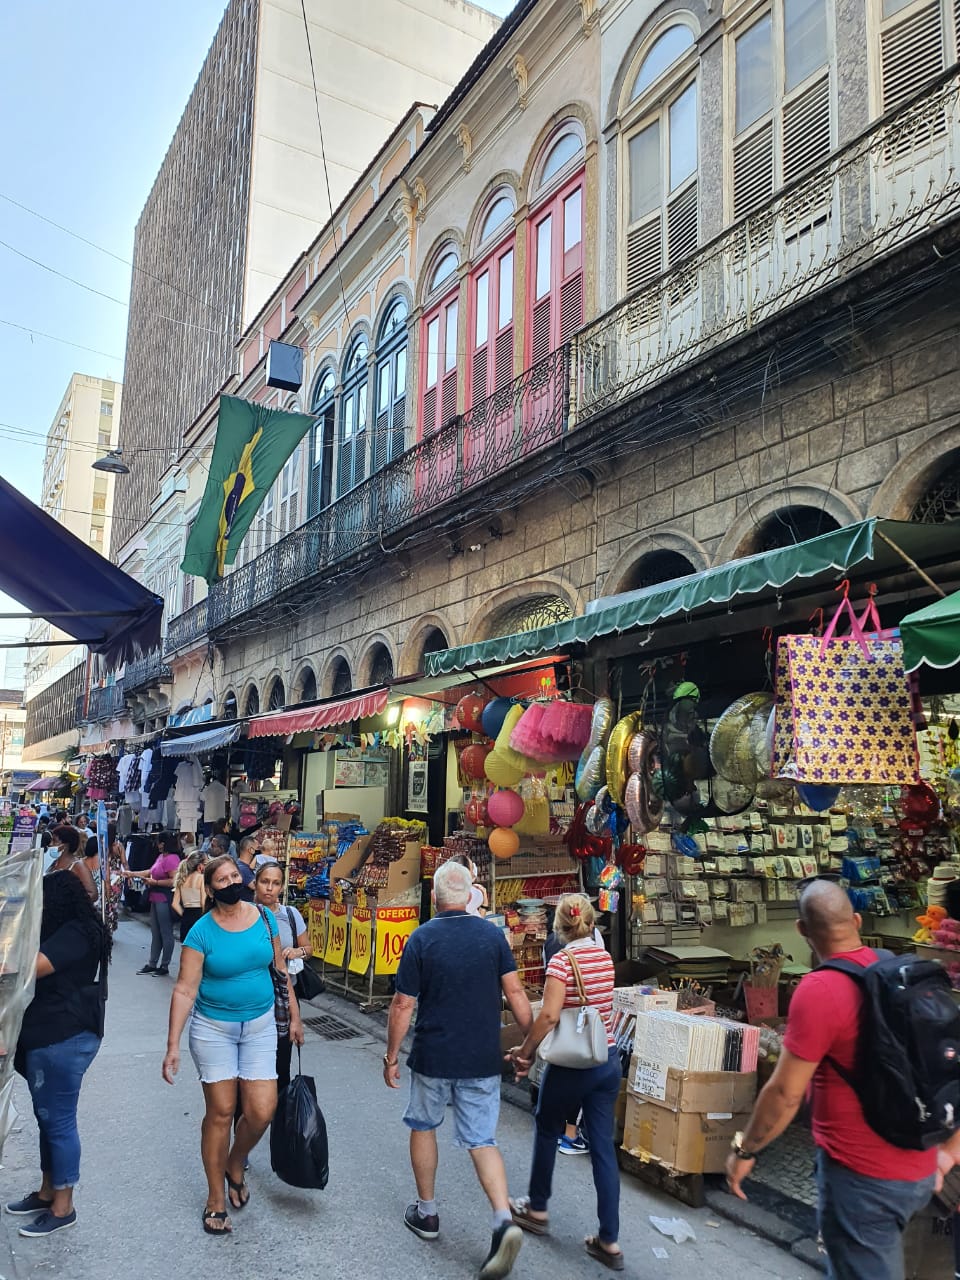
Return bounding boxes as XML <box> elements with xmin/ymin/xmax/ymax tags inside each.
<box><xmin>772</xmin><ymin>591</ymin><xmax>920</xmax><ymax>785</ymax></box>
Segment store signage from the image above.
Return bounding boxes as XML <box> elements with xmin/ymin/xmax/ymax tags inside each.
<box><xmin>309</xmin><ymin>903</ymin><xmax>327</xmax><ymax>958</ymax></box>
<box><xmin>8</xmin><ymin>807</ymin><xmax>36</xmax><ymax>856</ymax></box>
<box><xmin>324</xmin><ymin>901</ymin><xmax>348</xmax><ymax>967</ymax></box>
<box><xmin>348</xmin><ymin>906</ymin><xmax>372</xmax><ymax>974</ymax></box>
<box><xmin>375</xmin><ymin>905</ymin><xmax>419</xmax><ymax>975</ymax></box>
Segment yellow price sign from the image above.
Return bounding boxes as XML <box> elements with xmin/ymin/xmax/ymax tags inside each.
<box><xmin>308</xmin><ymin>903</ymin><xmax>327</xmax><ymax>958</ymax></box>
<box><xmin>348</xmin><ymin>906</ymin><xmax>372</xmax><ymax>975</ymax></box>
<box><xmin>324</xmin><ymin>902</ymin><xmax>348</xmax><ymax>967</ymax></box>
<box><xmin>374</xmin><ymin>905</ymin><xmax>419</xmax><ymax>976</ymax></box>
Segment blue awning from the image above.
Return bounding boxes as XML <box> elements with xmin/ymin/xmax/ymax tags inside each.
<box><xmin>160</xmin><ymin>723</ymin><xmax>241</xmax><ymax>757</ymax></box>
<box><xmin>0</xmin><ymin>474</ymin><xmax>163</xmax><ymax>666</ymax></box>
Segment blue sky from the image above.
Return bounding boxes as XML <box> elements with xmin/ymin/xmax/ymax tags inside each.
<box><xmin>0</xmin><ymin>0</ymin><xmax>511</xmax><ymax>656</ymax></box>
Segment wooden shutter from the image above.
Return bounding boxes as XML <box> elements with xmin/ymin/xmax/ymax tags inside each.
<box><xmin>471</xmin><ymin>348</ymin><xmax>488</xmax><ymax>407</ymax></box>
<box><xmin>666</xmin><ymin>182</ymin><xmax>698</xmax><ymax>266</ymax></box>
<box><xmin>422</xmin><ymin>386</ymin><xmax>437</xmax><ymax>434</ymax></box>
<box><xmin>559</xmin><ymin>273</ymin><xmax>583</xmax><ymax>343</ymax></box>
<box><xmin>782</xmin><ymin>75</ymin><xmax>831</xmax><ymax>184</ymax></box>
<box><xmin>441</xmin><ymin>369</ymin><xmax>457</xmax><ymax>426</ymax></box>
<box><xmin>374</xmin><ymin>408</ymin><xmax>388</xmax><ymax>472</ymax></box>
<box><xmin>733</xmin><ymin>121</ymin><xmax>775</xmax><ymax>219</ymax></box>
<box><xmin>626</xmin><ymin>218</ymin><xmax>662</xmax><ymax>293</ymax></box>
<box><xmin>880</xmin><ymin>1</ymin><xmax>944</xmax><ymax>112</ymax></box>
<box><xmin>531</xmin><ymin>296</ymin><xmax>552</xmax><ymax>364</ymax></box>
<box><xmin>391</xmin><ymin>396</ymin><xmax>405</xmax><ymax>461</ymax></box>
<box><xmin>494</xmin><ymin>328</ymin><xmax>514</xmax><ymax>390</ymax></box>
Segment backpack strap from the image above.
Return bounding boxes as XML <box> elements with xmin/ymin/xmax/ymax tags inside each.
<box><xmin>816</xmin><ymin>951</ymin><xmax>892</xmax><ymax>1088</ymax></box>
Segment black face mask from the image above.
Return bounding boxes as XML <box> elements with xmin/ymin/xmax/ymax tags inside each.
<box><xmin>212</xmin><ymin>883</ymin><xmax>244</xmax><ymax>906</ymax></box>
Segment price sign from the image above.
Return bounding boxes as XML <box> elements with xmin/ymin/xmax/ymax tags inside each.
<box><xmin>374</xmin><ymin>905</ymin><xmax>419</xmax><ymax>976</ymax></box>
<box><xmin>348</xmin><ymin>906</ymin><xmax>372</xmax><ymax>975</ymax></box>
<box><xmin>308</xmin><ymin>903</ymin><xmax>327</xmax><ymax>958</ymax></box>
<box><xmin>324</xmin><ymin>902</ymin><xmax>348</xmax><ymax>967</ymax></box>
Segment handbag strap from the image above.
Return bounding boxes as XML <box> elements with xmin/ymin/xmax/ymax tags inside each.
<box><xmin>284</xmin><ymin>906</ymin><xmax>298</xmax><ymax>943</ymax></box>
<box><xmin>820</xmin><ymin>581</ymin><xmax>871</xmax><ymax>659</ymax></box>
<box><xmin>565</xmin><ymin>949</ymin><xmax>589</xmax><ymax>1007</ymax></box>
<box><xmin>256</xmin><ymin>904</ymin><xmax>277</xmax><ymax>959</ymax></box>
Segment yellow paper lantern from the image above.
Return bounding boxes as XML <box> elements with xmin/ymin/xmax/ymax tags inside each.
<box><xmin>488</xmin><ymin>826</ymin><xmax>520</xmax><ymax>860</ymax></box>
<box><xmin>485</xmin><ymin>750</ymin><xmax>524</xmax><ymax>787</ymax></box>
<box><xmin>514</xmin><ymin>794</ymin><xmax>550</xmax><ymax>836</ymax></box>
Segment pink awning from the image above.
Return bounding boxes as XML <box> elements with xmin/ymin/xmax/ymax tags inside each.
<box><xmin>247</xmin><ymin>687</ymin><xmax>389</xmax><ymax>738</ymax></box>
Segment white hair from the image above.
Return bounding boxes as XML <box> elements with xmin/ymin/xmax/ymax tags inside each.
<box><xmin>433</xmin><ymin>860</ymin><xmax>473</xmax><ymax>909</ymax></box>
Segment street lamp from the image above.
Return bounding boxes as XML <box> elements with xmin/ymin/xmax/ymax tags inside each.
<box><xmin>91</xmin><ymin>449</ymin><xmax>130</xmax><ymax>475</ymax></box>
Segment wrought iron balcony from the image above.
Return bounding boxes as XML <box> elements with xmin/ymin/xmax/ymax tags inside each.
<box><xmin>166</xmin><ymin>347</ymin><xmax>569</xmax><ymax>635</ymax></box>
<box><xmin>83</xmin><ymin>681</ymin><xmax>126</xmax><ymax>723</ymax></box>
<box><xmin>573</xmin><ymin>68</ymin><xmax>960</xmax><ymax>420</ymax></box>
<box><xmin>124</xmin><ymin>649</ymin><xmax>172</xmax><ymax>693</ymax></box>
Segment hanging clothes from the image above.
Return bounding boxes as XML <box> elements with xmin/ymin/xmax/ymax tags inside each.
<box><xmin>200</xmin><ymin>777</ymin><xmax>227</xmax><ymax>822</ymax></box>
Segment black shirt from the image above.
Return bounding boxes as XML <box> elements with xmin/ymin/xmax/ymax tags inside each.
<box><xmin>237</xmin><ymin>860</ymin><xmax>256</xmax><ymax>902</ymax></box>
<box><xmin>18</xmin><ymin>921</ymin><xmax>100</xmax><ymax>1052</ymax></box>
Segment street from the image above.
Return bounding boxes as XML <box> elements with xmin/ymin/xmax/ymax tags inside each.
<box><xmin>0</xmin><ymin>921</ymin><xmax>817</xmax><ymax>1280</ymax></box>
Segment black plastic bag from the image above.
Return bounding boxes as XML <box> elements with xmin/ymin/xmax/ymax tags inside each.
<box><xmin>270</xmin><ymin>1056</ymin><xmax>329</xmax><ymax>1189</ymax></box>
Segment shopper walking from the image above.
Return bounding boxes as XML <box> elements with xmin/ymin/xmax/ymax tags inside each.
<box><xmin>8</xmin><ymin>871</ymin><xmax>110</xmax><ymax>1237</ymax></box>
<box><xmin>252</xmin><ymin>862</ymin><xmax>311</xmax><ymax>1092</ymax></box>
<box><xmin>125</xmin><ymin>830</ymin><xmax>182</xmax><ymax>976</ymax></box>
<box><xmin>161</xmin><ymin>855</ymin><xmax>303</xmax><ymax>1236</ymax></box>
<box><xmin>726</xmin><ymin>881</ymin><xmax>938</xmax><ymax>1279</ymax></box>
<box><xmin>172</xmin><ymin>850</ymin><xmax>207</xmax><ymax>942</ymax></box>
<box><xmin>507</xmin><ymin>894</ymin><xmax>623</xmax><ymax>1271</ymax></box>
<box><xmin>384</xmin><ymin>860</ymin><xmax>531</xmax><ymax>1280</ymax></box>
<box><xmin>47</xmin><ymin>825</ymin><xmax>97</xmax><ymax>903</ymax></box>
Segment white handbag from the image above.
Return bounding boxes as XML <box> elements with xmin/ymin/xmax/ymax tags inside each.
<box><xmin>538</xmin><ymin>950</ymin><xmax>609</xmax><ymax>1069</ymax></box>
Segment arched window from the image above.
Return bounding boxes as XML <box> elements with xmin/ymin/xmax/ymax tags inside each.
<box><xmin>421</xmin><ymin>248</ymin><xmax>460</xmax><ymax>437</ymax></box>
<box><xmin>730</xmin><ymin>0</ymin><xmax>831</xmax><ymax>218</ymax></box>
<box><xmin>243</xmin><ymin>684</ymin><xmax>260</xmax><ymax>717</ymax></box>
<box><xmin>911</xmin><ymin>454</ymin><xmax>960</xmax><ymax>523</ymax></box>
<box><xmin>295</xmin><ymin>666</ymin><xmax>318</xmax><ymax>703</ymax></box>
<box><xmin>374</xmin><ymin>298</ymin><xmax>408</xmax><ymax>471</ymax></box>
<box><xmin>469</xmin><ymin>189</ymin><xmax>517</xmax><ymax>409</ymax></box>
<box><xmin>747</xmin><ymin>506</ymin><xmax>840</xmax><ymax>553</ymax></box>
<box><xmin>623</xmin><ymin>24</ymin><xmax>699</xmax><ymax>292</ymax></box>
<box><xmin>419</xmin><ymin>626</ymin><xmax>448</xmax><ymax>668</ymax></box>
<box><xmin>222</xmin><ymin>689</ymin><xmax>238</xmax><ymax>719</ymax></box>
<box><xmin>622</xmin><ymin>549</ymin><xmax>697</xmax><ymax>592</ymax></box>
<box><xmin>267</xmin><ymin>677</ymin><xmax>285</xmax><ymax>712</ymax></box>
<box><xmin>337</xmin><ymin>335</ymin><xmax>369</xmax><ymax>497</ymax></box>
<box><xmin>527</xmin><ymin>125</ymin><xmax>586</xmax><ymax>368</ymax></box>
<box><xmin>309</xmin><ymin>367</ymin><xmax>335</xmax><ymax>515</ymax></box>
<box><xmin>366</xmin><ymin>642</ymin><xmax>395</xmax><ymax>686</ymax></box>
<box><xmin>330</xmin><ymin>656</ymin><xmax>353</xmax><ymax>697</ymax></box>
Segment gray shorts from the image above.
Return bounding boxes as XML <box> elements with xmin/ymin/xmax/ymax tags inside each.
<box><xmin>403</xmin><ymin>1071</ymin><xmax>501</xmax><ymax>1150</ymax></box>
<box><xmin>188</xmin><ymin>1009</ymin><xmax>277</xmax><ymax>1084</ymax></box>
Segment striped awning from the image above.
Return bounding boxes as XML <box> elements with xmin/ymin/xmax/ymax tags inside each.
<box><xmin>247</xmin><ymin>687</ymin><xmax>389</xmax><ymax>738</ymax></box>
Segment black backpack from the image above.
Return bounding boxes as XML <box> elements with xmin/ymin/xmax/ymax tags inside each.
<box><xmin>821</xmin><ymin>951</ymin><xmax>960</xmax><ymax>1151</ymax></box>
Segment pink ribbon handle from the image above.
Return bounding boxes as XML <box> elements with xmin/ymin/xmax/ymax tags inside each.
<box><xmin>820</xmin><ymin>581</ymin><xmax>872</xmax><ymax>659</ymax></box>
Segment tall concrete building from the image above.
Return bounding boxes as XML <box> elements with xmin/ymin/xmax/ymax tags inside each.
<box><xmin>24</xmin><ymin>374</ymin><xmax>121</xmax><ymax>688</ymax></box>
<box><xmin>113</xmin><ymin>0</ymin><xmax>501</xmax><ymax>555</ymax></box>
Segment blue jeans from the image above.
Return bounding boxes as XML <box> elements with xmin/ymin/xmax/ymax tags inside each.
<box><xmin>528</xmin><ymin>1047</ymin><xmax>621</xmax><ymax>1245</ymax></box>
<box><xmin>25</xmin><ymin>1032</ymin><xmax>101</xmax><ymax>1190</ymax></box>
<box><xmin>149</xmin><ymin>899</ymin><xmax>175</xmax><ymax>966</ymax></box>
<box><xmin>816</xmin><ymin>1149</ymin><xmax>936</xmax><ymax>1280</ymax></box>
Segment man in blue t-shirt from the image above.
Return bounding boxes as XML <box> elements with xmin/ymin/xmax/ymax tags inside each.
<box><xmin>385</xmin><ymin>860</ymin><xmax>532</xmax><ymax>1280</ymax></box>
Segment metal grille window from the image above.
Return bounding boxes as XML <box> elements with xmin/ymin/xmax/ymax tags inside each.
<box><xmin>730</xmin><ymin>0</ymin><xmax>833</xmax><ymax>219</ymax></box>
<box><xmin>267</xmin><ymin>677</ymin><xmax>285</xmax><ymax>711</ymax></box>
<box><xmin>337</xmin><ymin>336</ymin><xmax>369</xmax><ymax>498</ymax></box>
<box><xmin>373</xmin><ymin>298</ymin><xmax>408</xmax><ymax>472</ymax></box>
<box><xmin>912</xmin><ymin>456</ymin><xmax>960</xmax><ymax>522</ymax></box>
<box><xmin>623</xmin><ymin>26</ymin><xmax>700</xmax><ymax>294</ymax></box>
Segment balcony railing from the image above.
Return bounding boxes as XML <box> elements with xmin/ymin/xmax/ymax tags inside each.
<box><xmin>183</xmin><ymin>347</ymin><xmax>570</xmax><ymax>632</ymax></box>
<box><xmin>124</xmin><ymin>649</ymin><xmax>172</xmax><ymax>693</ymax></box>
<box><xmin>84</xmin><ymin>681</ymin><xmax>126</xmax><ymax>723</ymax></box>
<box><xmin>573</xmin><ymin>68</ymin><xmax>960</xmax><ymax>419</ymax></box>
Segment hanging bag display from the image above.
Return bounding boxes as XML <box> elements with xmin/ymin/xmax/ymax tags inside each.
<box><xmin>537</xmin><ymin>950</ymin><xmax>609</xmax><ymax>1069</ymax></box>
<box><xmin>772</xmin><ymin>584</ymin><xmax>920</xmax><ymax>785</ymax></box>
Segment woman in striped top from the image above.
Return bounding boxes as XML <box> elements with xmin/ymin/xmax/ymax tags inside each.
<box><xmin>507</xmin><ymin>894</ymin><xmax>624</xmax><ymax>1271</ymax></box>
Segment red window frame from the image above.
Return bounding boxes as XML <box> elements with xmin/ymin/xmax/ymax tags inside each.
<box><xmin>467</xmin><ymin>234</ymin><xmax>516</xmax><ymax>410</ymax></box>
<box><xmin>526</xmin><ymin>169</ymin><xmax>585</xmax><ymax>368</ymax></box>
<box><xmin>419</xmin><ymin>287</ymin><xmax>459</xmax><ymax>437</ymax></box>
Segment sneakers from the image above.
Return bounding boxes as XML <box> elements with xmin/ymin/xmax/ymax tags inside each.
<box><xmin>151</xmin><ymin>966</ymin><xmax>170</xmax><ymax>976</ymax></box>
<box><xmin>5</xmin><ymin>1193</ymin><xmax>52</xmax><ymax>1216</ymax></box>
<box><xmin>403</xmin><ymin>1202</ymin><xmax>439</xmax><ymax>1240</ymax></box>
<box><xmin>18</xmin><ymin>1209</ymin><xmax>77</xmax><ymax>1237</ymax></box>
<box><xmin>558</xmin><ymin>1132</ymin><xmax>590</xmax><ymax>1155</ymax></box>
<box><xmin>479</xmin><ymin>1222</ymin><xmax>522</xmax><ymax>1279</ymax></box>
<box><xmin>136</xmin><ymin>964</ymin><xmax>157</xmax><ymax>975</ymax></box>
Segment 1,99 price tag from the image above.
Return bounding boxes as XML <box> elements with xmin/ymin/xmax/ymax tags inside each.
<box><xmin>308</xmin><ymin>904</ymin><xmax>327</xmax><ymax>959</ymax></box>
<box><xmin>374</xmin><ymin>906</ymin><xmax>419</xmax><ymax>976</ymax></box>
<box><xmin>324</xmin><ymin>902</ymin><xmax>348</xmax><ymax>967</ymax></box>
<box><xmin>348</xmin><ymin>906</ymin><xmax>372</xmax><ymax>975</ymax></box>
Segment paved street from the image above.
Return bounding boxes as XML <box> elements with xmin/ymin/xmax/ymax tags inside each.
<box><xmin>0</xmin><ymin>921</ymin><xmax>818</xmax><ymax>1280</ymax></box>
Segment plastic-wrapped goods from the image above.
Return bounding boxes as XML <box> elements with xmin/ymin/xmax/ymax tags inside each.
<box><xmin>0</xmin><ymin>845</ymin><xmax>43</xmax><ymax>1155</ymax></box>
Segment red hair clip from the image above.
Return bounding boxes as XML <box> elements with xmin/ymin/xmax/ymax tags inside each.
<box><xmin>568</xmin><ymin>905</ymin><xmax>581</xmax><ymax>918</ymax></box>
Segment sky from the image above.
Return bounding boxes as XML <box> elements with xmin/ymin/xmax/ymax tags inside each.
<box><xmin>0</xmin><ymin>0</ymin><xmax>512</xmax><ymax>660</ymax></box>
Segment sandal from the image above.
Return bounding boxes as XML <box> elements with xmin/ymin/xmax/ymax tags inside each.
<box><xmin>509</xmin><ymin>1196</ymin><xmax>550</xmax><ymax>1236</ymax></box>
<box><xmin>226</xmin><ymin>1174</ymin><xmax>249</xmax><ymax>1211</ymax></box>
<box><xmin>585</xmin><ymin>1237</ymin><xmax>624</xmax><ymax>1271</ymax></box>
<box><xmin>202</xmin><ymin>1208</ymin><xmax>232</xmax><ymax>1236</ymax></box>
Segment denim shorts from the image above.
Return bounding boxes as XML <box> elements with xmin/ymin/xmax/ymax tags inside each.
<box><xmin>188</xmin><ymin>1009</ymin><xmax>277</xmax><ymax>1084</ymax></box>
<box><xmin>403</xmin><ymin>1072</ymin><xmax>501</xmax><ymax>1150</ymax></box>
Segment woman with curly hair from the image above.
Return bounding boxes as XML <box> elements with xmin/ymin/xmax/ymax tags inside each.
<box><xmin>7</xmin><ymin>871</ymin><xmax>111</xmax><ymax>1237</ymax></box>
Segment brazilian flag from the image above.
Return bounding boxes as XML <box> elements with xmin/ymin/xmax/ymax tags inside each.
<box><xmin>181</xmin><ymin>395</ymin><xmax>313</xmax><ymax>583</ymax></box>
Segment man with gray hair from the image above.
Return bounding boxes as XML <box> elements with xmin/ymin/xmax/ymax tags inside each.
<box><xmin>384</xmin><ymin>859</ymin><xmax>532</xmax><ymax>1280</ymax></box>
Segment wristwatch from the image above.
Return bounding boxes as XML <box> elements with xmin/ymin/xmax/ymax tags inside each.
<box><xmin>730</xmin><ymin>1131</ymin><xmax>760</xmax><ymax>1162</ymax></box>
<box><xmin>383</xmin><ymin>1053</ymin><xmax>398</xmax><ymax>1067</ymax></box>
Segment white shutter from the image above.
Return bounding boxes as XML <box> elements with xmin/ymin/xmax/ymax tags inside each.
<box><xmin>626</xmin><ymin>218</ymin><xmax>662</xmax><ymax>293</ymax></box>
<box><xmin>782</xmin><ymin>74</ymin><xmax>831</xmax><ymax>184</ymax></box>
<box><xmin>880</xmin><ymin>1</ymin><xmax>944</xmax><ymax>112</ymax></box>
<box><xmin>733</xmin><ymin>120</ymin><xmax>775</xmax><ymax>219</ymax></box>
<box><xmin>666</xmin><ymin>182</ymin><xmax>698</xmax><ymax>266</ymax></box>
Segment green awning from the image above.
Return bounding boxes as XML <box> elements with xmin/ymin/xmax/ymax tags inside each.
<box><xmin>901</xmin><ymin>590</ymin><xmax>960</xmax><ymax>672</ymax></box>
<box><xmin>424</xmin><ymin>519</ymin><xmax>960</xmax><ymax>676</ymax></box>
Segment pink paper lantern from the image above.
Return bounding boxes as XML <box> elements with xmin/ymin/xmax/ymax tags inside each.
<box><xmin>487</xmin><ymin>788</ymin><xmax>525</xmax><ymax>828</ymax></box>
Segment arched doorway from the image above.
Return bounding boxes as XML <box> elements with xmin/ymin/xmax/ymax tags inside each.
<box><xmin>621</xmin><ymin>549</ymin><xmax>697</xmax><ymax>591</ymax></box>
<box><xmin>911</xmin><ymin>453</ymin><xmax>960</xmax><ymax>524</ymax></box>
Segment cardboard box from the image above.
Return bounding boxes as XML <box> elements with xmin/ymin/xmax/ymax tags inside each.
<box><xmin>903</xmin><ymin>1203</ymin><xmax>954</xmax><ymax>1280</ymax></box>
<box><xmin>330</xmin><ymin>835</ymin><xmax>371</xmax><ymax>882</ymax></box>
<box><xmin>629</xmin><ymin>1065</ymin><xmax>757</xmax><ymax>1114</ymax></box>
<box><xmin>379</xmin><ymin>845</ymin><xmax>422</xmax><ymax>903</ymax></box>
<box><xmin>622</xmin><ymin>1089</ymin><xmax>750</xmax><ymax>1174</ymax></box>
<box><xmin>612</xmin><ymin>987</ymin><xmax>678</xmax><ymax>1016</ymax></box>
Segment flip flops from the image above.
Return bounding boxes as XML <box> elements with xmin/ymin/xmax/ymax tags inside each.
<box><xmin>585</xmin><ymin>1237</ymin><xmax>624</xmax><ymax>1270</ymax></box>
<box><xmin>202</xmin><ymin>1208</ymin><xmax>231</xmax><ymax>1236</ymax></box>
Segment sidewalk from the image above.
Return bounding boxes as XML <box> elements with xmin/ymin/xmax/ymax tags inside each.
<box><xmin>0</xmin><ymin>919</ymin><xmax>820</xmax><ymax>1280</ymax></box>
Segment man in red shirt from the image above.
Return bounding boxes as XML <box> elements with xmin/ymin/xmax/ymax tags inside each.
<box><xmin>725</xmin><ymin>880</ymin><xmax>938</xmax><ymax>1279</ymax></box>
